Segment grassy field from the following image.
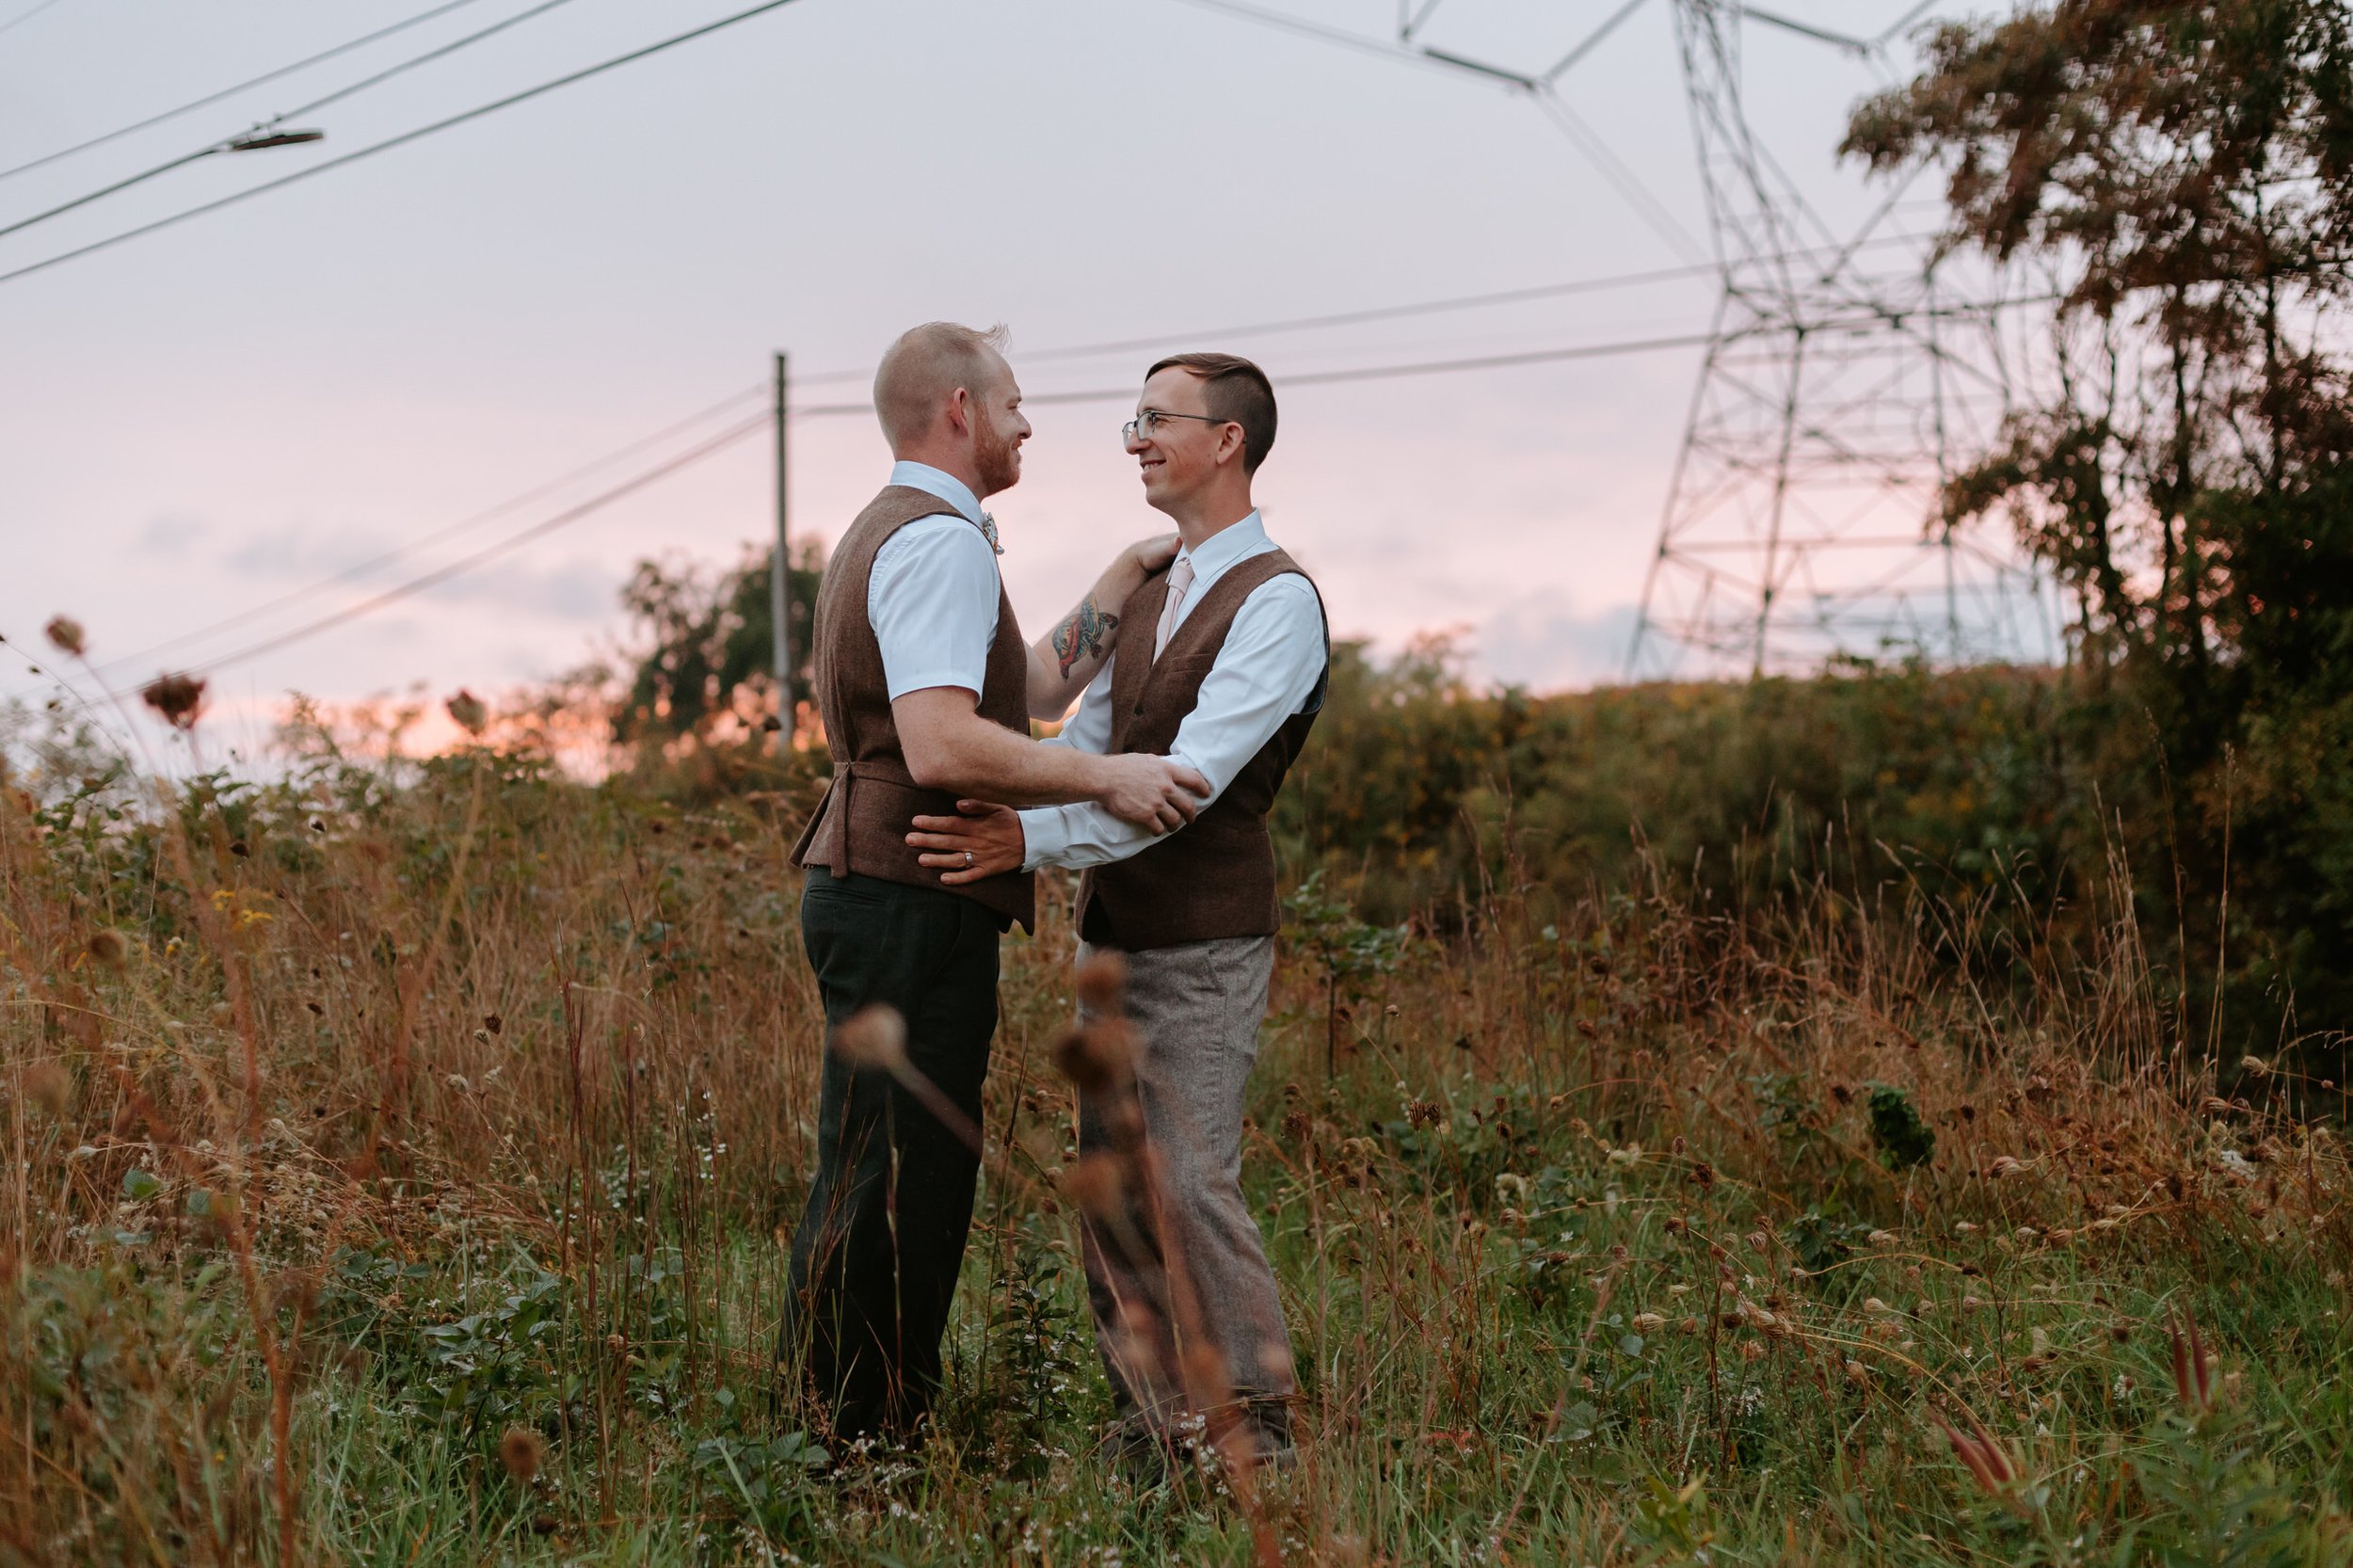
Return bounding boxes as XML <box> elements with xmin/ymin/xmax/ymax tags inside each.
<box><xmin>5</xmin><ymin>722</ymin><xmax>2351</xmax><ymax>1567</ymax></box>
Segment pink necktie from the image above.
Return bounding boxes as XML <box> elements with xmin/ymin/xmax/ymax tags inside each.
<box><xmin>1153</xmin><ymin>555</ymin><xmax>1195</xmax><ymax>659</ymax></box>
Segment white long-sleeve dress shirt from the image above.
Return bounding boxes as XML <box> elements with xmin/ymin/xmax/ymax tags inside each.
<box><xmin>1019</xmin><ymin>510</ymin><xmax>1326</xmax><ymax>872</ymax></box>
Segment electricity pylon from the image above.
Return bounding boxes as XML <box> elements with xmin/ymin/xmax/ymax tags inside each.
<box><xmin>1179</xmin><ymin>0</ymin><xmax>2057</xmax><ymax>678</ymax></box>
<box><xmin>1626</xmin><ymin>0</ymin><xmax>2054</xmax><ymax>678</ymax></box>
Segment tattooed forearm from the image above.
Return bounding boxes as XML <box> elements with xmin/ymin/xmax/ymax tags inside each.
<box><xmin>1052</xmin><ymin>597</ymin><xmax>1120</xmax><ymax>680</ymax></box>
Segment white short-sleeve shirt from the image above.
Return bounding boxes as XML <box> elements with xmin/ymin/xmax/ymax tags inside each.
<box><xmin>869</xmin><ymin>460</ymin><xmax>1003</xmax><ymax>700</ymax></box>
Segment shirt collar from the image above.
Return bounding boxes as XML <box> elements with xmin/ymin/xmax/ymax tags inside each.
<box><xmin>888</xmin><ymin>460</ymin><xmax>986</xmax><ymax>529</ymax></box>
<box><xmin>1176</xmin><ymin>509</ymin><xmax>1268</xmax><ymax>584</ymax></box>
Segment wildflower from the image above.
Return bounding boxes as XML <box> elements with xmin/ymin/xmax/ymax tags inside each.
<box><xmin>445</xmin><ymin>689</ymin><xmax>489</xmax><ymax>738</ymax></box>
<box><xmin>1063</xmin><ymin>1152</ymin><xmax>1124</xmax><ymax>1219</ymax></box>
<box><xmin>25</xmin><ymin>1060</ymin><xmax>72</xmax><ymax>1121</ymax></box>
<box><xmin>1053</xmin><ymin>1020</ymin><xmax>1135</xmax><ymax>1094</ymax></box>
<box><xmin>1076</xmin><ymin>949</ymin><xmax>1128</xmax><ymax>1016</ymax></box>
<box><xmin>829</xmin><ymin>1005</ymin><xmax>906</xmax><ymax>1073</ymax></box>
<box><xmin>499</xmin><ymin>1427</ymin><xmax>546</xmax><ymax>1484</ymax></box>
<box><xmin>42</xmin><ymin>616</ymin><xmax>86</xmax><ymax>656</ymax></box>
<box><xmin>140</xmin><ymin>672</ymin><xmax>207</xmax><ymax>729</ymax></box>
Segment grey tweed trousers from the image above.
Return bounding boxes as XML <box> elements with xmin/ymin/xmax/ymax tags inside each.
<box><xmin>1077</xmin><ymin>936</ymin><xmax>1295</xmax><ymax>1446</ymax></box>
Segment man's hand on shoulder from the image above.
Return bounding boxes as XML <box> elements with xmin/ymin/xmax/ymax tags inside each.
<box><xmin>1125</xmin><ymin>533</ymin><xmax>1181</xmax><ymax>577</ymax></box>
<box><xmin>908</xmin><ymin>800</ymin><xmax>1027</xmax><ymax>885</ymax></box>
<box><xmin>1094</xmin><ymin>752</ymin><xmax>1209</xmax><ymax>834</ymax></box>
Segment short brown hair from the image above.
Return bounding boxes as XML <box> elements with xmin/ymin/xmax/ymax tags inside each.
<box><xmin>1145</xmin><ymin>352</ymin><xmax>1276</xmax><ymax>472</ymax></box>
<box><xmin>874</xmin><ymin>322</ymin><xmax>1011</xmax><ymax>450</ymax></box>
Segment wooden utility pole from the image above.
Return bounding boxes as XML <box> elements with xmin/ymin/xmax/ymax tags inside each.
<box><xmin>770</xmin><ymin>350</ymin><xmax>792</xmax><ymax>749</ymax></box>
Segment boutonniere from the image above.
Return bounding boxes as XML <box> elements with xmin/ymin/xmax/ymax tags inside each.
<box><xmin>976</xmin><ymin>514</ymin><xmax>1004</xmax><ymax>555</ymax></box>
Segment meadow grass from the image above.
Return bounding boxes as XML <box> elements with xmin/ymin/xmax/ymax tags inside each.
<box><xmin>3</xmin><ymin>728</ymin><xmax>2349</xmax><ymax>1566</ymax></box>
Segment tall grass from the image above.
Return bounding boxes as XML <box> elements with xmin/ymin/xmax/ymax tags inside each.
<box><xmin>3</xmin><ymin>703</ymin><xmax>2349</xmax><ymax>1565</ymax></box>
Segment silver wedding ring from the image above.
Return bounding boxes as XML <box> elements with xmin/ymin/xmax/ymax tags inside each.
<box><xmin>963</xmin><ymin>850</ymin><xmax>975</xmax><ymax>868</ymax></box>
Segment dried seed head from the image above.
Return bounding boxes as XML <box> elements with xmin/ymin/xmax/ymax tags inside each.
<box><xmin>1739</xmin><ymin>1339</ymin><xmax>1765</xmax><ymax>1363</ymax></box>
<box><xmin>829</xmin><ymin>1005</ymin><xmax>906</xmax><ymax>1073</ymax></box>
<box><xmin>1631</xmin><ymin>1312</ymin><xmax>1665</xmax><ymax>1333</ymax></box>
<box><xmin>499</xmin><ymin>1426</ymin><xmax>546</xmax><ymax>1484</ymax></box>
<box><xmin>1076</xmin><ymin>949</ymin><xmax>1128</xmax><ymax>1016</ymax></box>
<box><xmin>86</xmin><ymin>928</ymin><xmax>128</xmax><ymax>969</ymax></box>
<box><xmin>2239</xmin><ymin>1054</ymin><xmax>2270</xmax><ymax>1079</ymax></box>
<box><xmin>1053</xmin><ymin>1019</ymin><xmax>1135</xmax><ymax>1094</ymax></box>
<box><xmin>445</xmin><ymin>688</ymin><xmax>489</xmax><ymax>738</ymax></box>
<box><xmin>1062</xmin><ymin>1151</ymin><xmax>1124</xmax><ymax>1219</ymax></box>
<box><xmin>25</xmin><ymin>1060</ymin><xmax>72</xmax><ymax>1121</ymax></box>
<box><xmin>140</xmin><ymin>671</ymin><xmax>208</xmax><ymax>730</ymax></box>
<box><xmin>42</xmin><ymin>616</ymin><xmax>87</xmax><ymax>657</ymax></box>
<box><xmin>1844</xmin><ymin>1359</ymin><xmax>1870</xmax><ymax>1385</ymax></box>
<box><xmin>1867</xmin><ymin>1229</ymin><xmax>1897</xmax><ymax>1247</ymax></box>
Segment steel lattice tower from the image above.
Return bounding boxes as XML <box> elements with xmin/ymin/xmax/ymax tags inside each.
<box><xmin>1626</xmin><ymin>0</ymin><xmax>2053</xmax><ymax>678</ymax></box>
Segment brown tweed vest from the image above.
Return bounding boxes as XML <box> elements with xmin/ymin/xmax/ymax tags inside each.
<box><xmin>1075</xmin><ymin>548</ymin><xmax>1326</xmax><ymax>951</ymax></box>
<box><xmin>791</xmin><ymin>485</ymin><xmax>1037</xmax><ymax>932</ymax></box>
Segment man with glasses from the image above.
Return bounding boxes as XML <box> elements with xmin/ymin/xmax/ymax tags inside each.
<box><xmin>785</xmin><ymin>322</ymin><xmax>1209</xmax><ymax>1450</ymax></box>
<box><xmin>906</xmin><ymin>352</ymin><xmax>1328</xmax><ymax>1471</ymax></box>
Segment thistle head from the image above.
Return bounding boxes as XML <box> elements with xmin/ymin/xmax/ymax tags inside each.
<box><xmin>829</xmin><ymin>1005</ymin><xmax>907</xmax><ymax>1073</ymax></box>
<box><xmin>140</xmin><ymin>672</ymin><xmax>207</xmax><ymax>730</ymax></box>
<box><xmin>445</xmin><ymin>688</ymin><xmax>489</xmax><ymax>739</ymax></box>
<box><xmin>1052</xmin><ymin>1018</ymin><xmax>1135</xmax><ymax>1095</ymax></box>
<box><xmin>1076</xmin><ymin>949</ymin><xmax>1128</xmax><ymax>1016</ymax></box>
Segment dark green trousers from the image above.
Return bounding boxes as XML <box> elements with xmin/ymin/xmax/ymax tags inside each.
<box><xmin>783</xmin><ymin>868</ymin><xmax>1000</xmax><ymax>1441</ymax></box>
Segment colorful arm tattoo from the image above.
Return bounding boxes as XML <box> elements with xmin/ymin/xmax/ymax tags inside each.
<box><xmin>1052</xmin><ymin>597</ymin><xmax>1119</xmax><ymax>680</ymax></box>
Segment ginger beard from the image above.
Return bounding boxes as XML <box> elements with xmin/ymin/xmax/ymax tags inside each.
<box><xmin>971</xmin><ymin>387</ymin><xmax>1025</xmax><ymax>497</ymax></box>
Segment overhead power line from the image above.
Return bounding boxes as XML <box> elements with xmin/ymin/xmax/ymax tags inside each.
<box><xmin>0</xmin><ymin>0</ymin><xmax>808</xmax><ymax>287</ymax></box>
<box><xmin>185</xmin><ymin>410</ymin><xmax>773</xmax><ymax>677</ymax></box>
<box><xmin>0</xmin><ymin>0</ymin><xmax>72</xmax><ymax>40</ymax></box>
<box><xmin>792</xmin><ymin>328</ymin><xmax>1720</xmax><ymax>418</ymax></box>
<box><xmin>1</xmin><ymin>0</ymin><xmax>591</xmax><ymax>250</ymax></box>
<box><xmin>0</xmin><ymin>0</ymin><xmax>490</xmax><ymax>184</ymax></box>
<box><xmin>101</xmin><ymin>233</ymin><xmax>1960</xmax><ymax>677</ymax></box>
<box><xmin>92</xmin><ymin>383</ymin><xmax>769</xmax><ymax>678</ymax></box>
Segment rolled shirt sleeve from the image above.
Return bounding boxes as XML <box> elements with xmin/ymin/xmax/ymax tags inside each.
<box><xmin>1017</xmin><ymin>573</ymin><xmax>1325</xmax><ymax>871</ymax></box>
<box><xmin>869</xmin><ymin>516</ymin><xmax>1003</xmax><ymax>700</ymax></box>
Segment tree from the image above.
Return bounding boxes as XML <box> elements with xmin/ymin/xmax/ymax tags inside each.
<box><xmin>1845</xmin><ymin>0</ymin><xmax>2353</xmax><ymax>1047</ymax></box>
<box><xmin>613</xmin><ymin>540</ymin><xmax>824</xmax><ymax>750</ymax></box>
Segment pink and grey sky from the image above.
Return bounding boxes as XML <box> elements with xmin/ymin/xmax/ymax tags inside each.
<box><xmin>2</xmin><ymin>0</ymin><xmax>1998</xmax><ymax>745</ymax></box>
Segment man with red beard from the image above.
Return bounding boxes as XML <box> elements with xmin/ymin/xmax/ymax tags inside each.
<box><xmin>785</xmin><ymin>322</ymin><xmax>1207</xmax><ymax>1448</ymax></box>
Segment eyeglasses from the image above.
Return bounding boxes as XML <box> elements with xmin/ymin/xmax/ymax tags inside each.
<box><xmin>1122</xmin><ymin>408</ymin><xmax>1231</xmax><ymax>443</ymax></box>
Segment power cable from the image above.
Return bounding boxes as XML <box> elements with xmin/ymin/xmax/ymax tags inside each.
<box><xmin>0</xmin><ymin>0</ymin><xmax>71</xmax><ymax>40</ymax></box>
<box><xmin>0</xmin><ymin>0</ymin><xmax>589</xmax><ymax>247</ymax></box>
<box><xmin>91</xmin><ymin>382</ymin><xmax>769</xmax><ymax>677</ymax></box>
<box><xmin>184</xmin><ymin>409</ymin><xmax>772</xmax><ymax>676</ymax></box>
<box><xmin>0</xmin><ymin>0</ymin><xmax>808</xmax><ymax>287</ymax></box>
<box><xmin>1166</xmin><ymin>0</ymin><xmax>1711</xmax><ymax>266</ymax></box>
<box><xmin>103</xmin><ymin>233</ymin><xmax>1959</xmax><ymax>677</ymax></box>
<box><xmin>792</xmin><ymin>327</ymin><xmax>1721</xmax><ymax>418</ymax></box>
<box><xmin>784</xmin><ymin>229</ymin><xmax>1942</xmax><ymax>387</ymax></box>
<box><xmin>0</xmin><ymin>0</ymin><xmax>490</xmax><ymax>184</ymax></box>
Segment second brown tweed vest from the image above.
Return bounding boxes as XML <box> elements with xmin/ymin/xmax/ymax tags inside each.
<box><xmin>792</xmin><ymin>485</ymin><xmax>1037</xmax><ymax>932</ymax></box>
<box><xmin>1074</xmin><ymin>548</ymin><xmax>1326</xmax><ymax>951</ymax></box>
